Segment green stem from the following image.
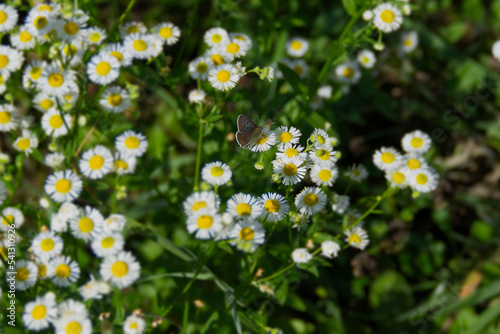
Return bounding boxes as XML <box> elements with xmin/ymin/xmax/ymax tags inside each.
<box><xmin>193</xmin><ymin>120</ymin><xmax>204</xmax><ymax>191</ymax></box>
<box><xmin>258</xmin><ymin>262</ymin><xmax>295</xmax><ymax>282</ymax></box>
<box><xmin>3</xmin><ymin>155</ymin><xmax>25</xmax><ymax>207</ymax></box>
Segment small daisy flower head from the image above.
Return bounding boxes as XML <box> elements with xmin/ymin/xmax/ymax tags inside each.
<box><xmin>79</xmin><ymin>275</ymin><xmax>111</xmax><ymax>300</ymax></box>
<box><xmin>120</xmin><ymin>21</ymin><xmax>147</xmax><ymax>38</ymax></box>
<box><xmin>91</xmin><ymin>232</ymin><xmax>125</xmax><ymax>258</ymax></box>
<box><xmin>31</xmin><ymin>231</ymin><xmax>64</xmax><ymax>262</ymax></box>
<box><xmin>227</xmin><ymin>193</ymin><xmax>263</xmax><ymax>219</ymax></box>
<box><xmin>230</xmin><ymin>32</ymin><xmax>252</xmax><ymax>49</ymax></box>
<box><xmin>404</xmin><ymin>153</ymin><xmax>428</xmax><ymax>171</ymax></box>
<box><xmin>123</xmin><ymin>314</ymin><xmax>146</xmax><ymax>334</ymax></box>
<box><xmin>187</xmin><ymin>208</ymin><xmax>222</xmax><ymax>240</ymax></box>
<box><xmin>153</xmin><ymin>22</ymin><xmax>181</xmax><ymax>45</ymax></box>
<box><xmin>373</xmin><ymin>3</ymin><xmax>403</xmax><ymax>33</ymax></box>
<box><xmin>310</xmin><ymin>165</ymin><xmax>339</xmax><ymax>187</ymax></box>
<box><xmin>273</xmin><ymin>156</ymin><xmax>307</xmax><ymax>185</ymax></box>
<box><xmin>14</xmin><ymin>130</ymin><xmax>38</xmax><ymax>155</ymax></box>
<box><xmin>286</xmin><ymin>37</ymin><xmax>309</xmax><ymax>57</ymax></box>
<box><xmin>275</xmin><ymin>126</ymin><xmax>301</xmax><ymax>148</ymax></box>
<box><xmin>295</xmin><ymin>187</ymin><xmax>327</xmax><ymax>216</ymax></box>
<box><xmin>12</xmin><ymin>260</ymin><xmax>38</xmax><ymax>291</ymax></box>
<box><xmin>50</xmin><ymin>213</ymin><xmax>68</xmax><ymax>232</ymax></box>
<box><xmin>205</xmin><ymin>46</ymin><xmax>234</xmax><ymax>65</ymax></box>
<box><xmin>22</xmin><ymin>293</ymin><xmax>58</xmax><ymax>331</ymax></box>
<box><xmin>189</xmin><ymin>56</ymin><xmax>213</xmax><ymax>80</ymax></box>
<box><xmin>40</xmin><ymin>64</ymin><xmax>76</xmax><ymax>97</ymax></box>
<box><xmin>54</xmin><ymin>315</ymin><xmax>92</xmax><ymax>334</ymax></box>
<box><xmin>362</xmin><ymin>10</ymin><xmax>374</xmax><ymax>21</ymax></box>
<box><xmin>331</xmin><ymin>193</ymin><xmax>350</xmax><ymax>214</ymax></box>
<box><xmin>24</xmin><ymin>9</ymin><xmax>54</xmax><ymax>37</ymax></box>
<box><xmin>58</xmin><ymin>202</ymin><xmax>80</xmax><ymax>221</ymax></box>
<box><xmin>310</xmin><ymin>146</ymin><xmax>337</xmax><ymax>168</ymax></box>
<box><xmin>104</xmin><ymin>214</ymin><xmax>127</xmax><ymax>233</ymax></box>
<box><xmin>183</xmin><ymin>191</ymin><xmax>220</xmax><ymax>217</ymax></box>
<box><xmin>44</xmin><ymin>169</ymin><xmax>83</xmax><ymax>203</ymax></box>
<box><xmin>229</xmin><ymin>219</ymin><xmax>266</xmax><ymax>253</ymax></box>
<box><xmin>385</xmin><ymin>168</ymin><xmax>409</xmax><ymax>188</ymax></box>
<box><xmin>224</xmin><ymin>38</ymin><xmax>250</xmax><ymax>58</ymax></box>
<box><xmin>310</xmin><ymin>128</ymin><xmax>331</xmax><ymax>149</ymax></box>
<box><xmin>100</xmin><ymin>251</ymin><xmax>141</xmax><ymax>289</ymax></box>
<box><xmin>493</xmin><ymin>40</ymin><xmax>500</xmax><ymax>61</ymax></box>
<box><xmin>100</xmin><ymin>86</ymin><xmax>131</xmax><ymax>113</ymax></box>
<box><xmin>87</xmin><ymin>54</ymin><xmax>120</xmax><ymax>85</ymax></box>
<box><xmin>208</xmin><ymin>64</ymin><xmax>241</xmax><ymax>91</ymax></box>
<box><xmin>321</xmin><ymin>240</ymin><xmax>341</xmax><ymax>259</ymax></box>
<box><xmin>33</xmin><ymin>92</ymin><xmax>57</xmax><ymax>112</ymax></box>
<box><xmin>275</xmin><ymin>143</ymin><xmax>308</xmax><ymax>162</ymax></box>
<box><xmin>291</xmin><ymin>213</ymin><xmax>310</xmax><ymax>230</ymax></box>
<box><xmin>401</xmin><ymin>31</ymin><xmax>419</xmax><ymax>53</ymax></box>
<box><xmin>57</xmin><ymin>299</ymin><xmax>89</xmax><ymax>319</ymax></box>
<box><xmin>317</xmin><ymin>85</ymin><xmax>333</xmax><ymax>99</ymax></box>
<box><xmin>0</xmin><ymin>46</ymin><xmax>24</xmax><ymax>76</ymax></box>
<box><xmin>260</xmin><ymin>192</ymin><xmax>290</xmax><ymax>222</ymax></box>
<box><xmin>0</xmin><ymin>4</ymin><xmax>18</xmax><ymax>33</ymax></box>
<box><xmin>201</xmin><ymin>161</ymin><xmax>232</xmax><ymax>186</ymax></box>
<box><xmin>373</xmin><ymin>147</ymin><xmax>403</xmax><ymax>171</ymax></box>
<box><xmin>292</xmin><ymin>248</ymin><xmax>312</xmax><ymax>264</ymax></box>
<box><xmin>85</xmin><ymin>26</ymin><xmax>107</xmax><ymax>45</ymax></box>
<box><xmin>1</xmin><ymin>207</ymin><xmax>24</xmax><ymax>230</ymax></box>
<box><xmin>79</xmin><ymin>145</ymin><xmax>114</xmax><ymax>179</ymax></box>
<box><xmin>41</xmin><ymin>109</ymin><xmax>72</xmax><ymax>137</ymax></box>
<box><xmin>345</xmin><ymin>164</ymin><xmax>369</xmax><ymax>182</ymax></box>
<box><xmin>124</xmin><ymin>33</ymin><xmax>157</xmax><ymax>60</ymax></box>
<box><xmin>114</xmin><ymin>152</ymin><xmax>137</xmax><ymax>176</ymax></box>
<box><xmin>286</xmin><ymin>58</ymin><xmax>309</xmax><ymax>78</ymax></box>
<box><xmin>0</xmin><ymin>104</ymin><xmax>18</xmax><ymax>132</ymax></box>
<box><xmin>401</xmin><ymin>130</ymin><xmax>432</xmax><ymax>154</ymax></box>
<box><xmin>10</xmin><ymin>26</ymin><xmax>36</xmax><ymax>50</ymax></box>
<box><xmin>249</xmin><ymin>128</ymin><xmax>277</xmax><ymax>152</ymax></box>
<box><xmin>335</xmin><ymin>61</ymin><xmax>361</xmax><ymax>84</ymax></box>
<box><xmin>59</xmin><ymin>40</ymin><xmax>86</xmax><ymax>67</ymax></box>
<box><xmin>115</xmin><ymin>130</ymin><xmax>148</xmax><ymax>158</ymax></box>
<box><xmin>70</xmin><ymin>206</ymin><xmax>105</xmax><ymax>242</ymax></box>
<box><xmin>357</xmin><ymin>49</ymin><xmax>376</xmax><ymax>69</ymax></box>
<box><xmin>101</xmin><ymin>43</ymin><xmax>133</xmax><ymax>67</ymax></box>
<box><xmin>48</xmin><ymin>256</ymin><xmax>80</xmax><ymax>287</ymax></box>
<box><xmin>345</xmin><ymin>226</ymin><xmax>370</xmax><ymax>250</ymax></box>
<box><xmin>188</xmin><ymin>89</ymin><xmax>207</xmax><ymax>104</ymax></box>
<box><xmin>408</xmin><ymin>167</ymin><xmax>439</xmax><ymax>193</ymax></box>
<box><xmin>56</xmin><ymin>16</ymin><xmax>88</xmax><ymax>42</ymax></box>
<box><xmin>204</xmin><ymin>27</ymin><xmax>229</xmax><ymax>47</ymax></box>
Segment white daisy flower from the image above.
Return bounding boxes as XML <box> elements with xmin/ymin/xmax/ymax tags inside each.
<box><xmin>224</xmin><ymin>38</ymin><xmax>250</xmax><ymax>58</ymax></box>
<box><xmin>101</xmin><ymin>43</ymin><xmax>133</xmax><ymax>67</ymax></box>
<box><xmin>408</xmin><ymin>167</ymin><xmax>439</xmax><ymax>193</ymax></box>
<box><xmin>188</xmin><ymin>56</ymin><xmax>213</xmax><ymax>80</ymax></box>
<box><xmin>48</xmin><ymin>256</ymin><xmax>80</xmax><ymax>287</ymax></box>
<box><xmin>24</xmin><ymin>9</ymin><xmax>54</xmax><ymax>38</ymax></box>
<box><xmin>401</xmin><ymin>130</ymin><xmax>432</xmax><ymax>154</ymax></box>
<box><xmin>201</xmin><ymin>161</ymin><xmax>232</xmax><ymax>186</ymax></box>
<box><xmin>11</xmin><ymin>260</ymin><xmax>38</xmax><ymax>291</ymax></box>
<box><xmin>186</xmin><ymin>208</ymin><xmax>222</xmax><ymax>240</ymax></box>
<box><xmin>84</xmin><ymin>26</ymin><xmax>107</xmax><ymax>45</ymax></box>
<box><xmin>291</xmin><ymin>214</ymin><xmax>310</xmax><ymax>231</ymax></box>
<box><xmin>44</xmin><ymin>169</ymin><xmax>83</xmax><ymax>203</ymax></box>
<box><xmin>275</xmin><ymin>143</ymin><xmax>308</xmax><ymax>161</ymax></box>
<box><xmin>114</xmin><ymin>152</ymin><xmax>137</xmax><ymax>175</ymax></box>
<box><xmin>226</xmin><ymin>193</ymin><xmax>263</xmax><ymax>219</ymax></box>
<box><xmin>321</xmin><ymin>240</ymin><xmax>341</xmax><ymax>259</ymax></box>
<box><xmin>404</xmin><ymin>153</ymin><xmax>427</xmax><ymax>171</ymax></box>
<box><xmin>87</xmin><ymin>54</ymin><xmax>120</xmax><ymax>85</ymax></box>
<box><xmin>123</xmin><ymin>33</ymin><xmax>157</xmax><ymax>60</ymax></box>
<box><xmin>123</xmin><ymin>315</ymin><xmax>146</xmax><ymax>334</ymax></box>
<box><xmin>335</xmin><ymin>61</ymin><xmax>361</xmax><ymax>84</ymax></box>
<box><xmin>344</xmin><ymin>164</ymin><xmax>369</xmax><ymax>182</ymax></box>
<box><xmin>39</xmin><ymin>64</ymin><xmax>76</xmax><ymax>97</ymax></box>
<box><xmin>309</xmin><ymin>146</ymin><xmax>337</xmax><ymax>168</ymax></box>
<box><xmin>33</xmin><ymin>92</ymin><xmax>57</xmax><ymax>112</ymax></box>
<box><xmin>1</xmin><ymin>207</ymin><xmax>24</xmax><ymax>230</ymax></box>
<box><xmin>57</xmin><ymin>299</ymin><xmax>89</xmax><ymax>318</ymax></box>
<box><xmin>0</xmin><ymin>45</ymin><xmax>24</xmax><ymax>76</ymax></box>
<box><xmin>13</xmin><ymin>130</ymin><xmax>38</xmax><ymax>155</ymax></box>
<box><xmin>41</xmin><ymin>109</ymin><xmax>72</xmax><ymax>137</ymax></box>
<box><xmin>104</xmin><ymin>214</ymin><xmax>127</xmax><ymax>233</ymax></box>
<box><xmin>115</xmin><ymin>130</ymin><xmax>148</xmax><ymax>158</ymax></box>
<box><xmin>0</xmin><ymin>4</ymin><xmax>18</xmax><ymax>33</ymax></box>
<box><xmin>57</xmin><ymin>40</ymin><xmax>86</xmax><ymax>68</ymax></box>
<box><xmin>55</xmin><ymin>16</ymin><xmax>88</xmax><ymax>42</ymax></box>
<box><xmin>205</xmin><ymin>45</ymin><xmax>234</xmax><ymax>66</ymax></box>
<box><xmin>310</xmin><ymin>128</ymin><xmax>331</xmax><ymax>149</ymax></box>
<box><xmin>0</xmin><ymin>72</ymin><xmax>9</xmax><ymax>94</ymax></box>
<box><xmin>153</xmin><ymin>22</ymin><xmax>181</xmax><ymax>45</ymax></box>
<box><xmin>373</xmin><ymin>147</ymin><xmax>403</xmax><ymax>171</ymax></box>
<box><xmin>58</xmin><ymin>202</ymin><xmax>80</xmax><ymax>221</ymax></box>
<box><xmin>91</xmin><ymin>232</ymin><xmax>124</xmax><ymax>258</ymax></box>
<box><xmin>345</xmin><ymin>226</ymin><xmax>370</xmax><ymax>250</ymax></box>
<box><xmin>249</xmin><ymin>128</ymin><xmax>277</xmax><ymax>152</ymax></box>
<box><xmin>373</xmin><ymin>3</ymin><xmax>403</xmax><ymax>33</ymax></box>
<box><xmin>120</xmin><ymin>21</ymin><xmax>147</xmax><ymax>38</ymax></box>
<box><xmin>22</xmin><ymin>293</ymin><xmax>58</xmax><ymax>331</ymax></box>
<box><xmin>295</xmin><ymin>187</ymin><xmax>327</xmax><ymax>216</ymax></box>
<box><xmin>78</xmin><ymin>145</ymin><xmax>114</xmax><ymax>179</ymax></box>
<box><xmin>208</xmin><ymin>64</ymin><xmax>241</xmax><ymax>91</ymax></box>
<box><xmin>230</xmin><ymin>32</ymin><xmax>252</xmax><ymax>49</ymax></box>
<box><xmin>275</xmin><ymin>126</ymin><xmax>301</xmax><ymax>148</ymax></box>
<box><xmin>79</xmin><ymin>275</ymin><xmax>111</xmax><ymax>300</ymax></box>
<box><xmin>273</xmin><ymin>156</ymin><xmax>307</xmax><ymax>185</ymax></box>
<box><xmin>50</xmin><ymin>213</ymin><xmax>68</xmax><ymax>232</ymax></box>
<box><xmin>0</xmin><ymin>104</ymin><xmax>18</xmax><ymax>132</ymax></box>
<box><xmin>54</xmin><ymin>314</ymin><xmax>92</xmax><ymax>334</ymax></box>
<box><xmin>100</xmin><ymin>86</ymin><xmax>131</xmax><ymax>113</ymax></box>
<box><xmin>259</xmin><ymin>192</ymin><xmax>289</xmax><ymax>222</ymax></box>
<box><xmin>362</xmin><ymin>10</ymin><xmax>374</xmax><ymax>21</ymax></box>
<box><xmin>317</xmin><ymin>85</ymin><xmax>333</xmax><ymax>99</ymax></box>
<box><xmin>69</xmin><ymin>206</ymin><xmax>105</xmax><ymax>242</ymax></box>
<box><xmin>188</xmin><ymin>89</ymin><xmax>206</xmax><ymax>104</ymax></box>
<box><xmin>10</xmin><ymin>26</ymin><xmax>36</xmax><ymax>50</ymax></box>
<box><xmin>292</xmin><ymin>248</ymin><xmax>312</xmax><ymax>264</ymax></box>
<box><xmin>204</xmin><ymin>27</ymin><xmax>229</xmax><ymax>47</ymax></box>
<box><xmin>357</xmin><ymin>49</ymin><xmax>376</xmax><ymax>69</ymax></box>
<box><xmin>100</xmin><ymin>251</ymin><xmax>141</xmax><ymax>288</ymax></box>
<box><xmin>401</xmin><ymin>31</ymin><xmax>419</xmax><ymax>53</ymax></box>
<box><xmin>310</xmin><ymin>165</ymin><xmax>339</xmax><ymax>187</ymax></box>
<box><xmin>385</xmin><ymin>168</ymin><xmax>410</xmax><ymax>188</ymax></box>
<box><xmin>286</xmin><ymin>37</ymin><xmax>309</xmax><ymax>57</ymax></box>
<box><xmin>283</xmin><ymin>58</ymin><xmax>309</xmax><ymax>78</ymax></box>
<box><xmin>31</xmin><ymin>231</ymin><xmax>64</xmax><ymax>262</ymax></box>
<box><xmin>229</xmin><ymin>219</ymin><xmax>266</xmax><ymax>253</ymax></box>
<box><xmin>183</xmin><ymin>191</ymin><xmax>220</xmax><ymax>216</ymax></box>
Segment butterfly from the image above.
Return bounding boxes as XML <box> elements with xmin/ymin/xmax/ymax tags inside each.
<box><xmin>235</xmin><ymin>114</ymin><xmax>263</xmax><ymax>149</ymax></box>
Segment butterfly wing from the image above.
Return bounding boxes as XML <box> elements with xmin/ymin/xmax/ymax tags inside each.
<box><xmin>236</xmin><ymin>115</ymin><xmax>262</xmax><ymax>149</ymax></box>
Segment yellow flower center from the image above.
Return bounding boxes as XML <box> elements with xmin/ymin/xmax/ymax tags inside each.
<box><xmin>293</xmin><ymin>66</ymin><xmax>303</xmax><ymax>75</ymax></box>
<box><xmin>407</xmin><ymin>158</ymin><xmax>420</xmax><ymax>169</ymax></box>
<box><xmin>133</xmin><ymin>39</ymin><xmax>147</xmax><ymax>51</ymax></box>
<box><xmin>362</xmin><ymin>56</ymin><xmax>369</xmax><ymax>64</ymax></box>
<box><xmin>318</xmin><ymin>149</ymin><xmax>330</xmax><ymax>161</ymax></box>
<box><xmin>31</xmin><ymin>66</ymin><xmax>42</xmax><ymax>80</ymax></box>
<box><xmin>41</xmin><ymin>238</ymin><xmax>55</xmax><ymax>251</ymax></box>
<box><xmin>317</xmin><ymin>135</ymin><xmax>326</xmax><ymax>144</ymax></box>
<box><xmin>0</xmin><ymin>74</ymin><xmax>4</xmax><ymax>85</ymax></box>
<box><xmin>404</xmin><ymin>39</ymin><xmax>412</xmax><ymax>46</ymax></box>
<box><xmin>283</xmin><ymin>163</ymin><xmax>297</xmax><ymax>176</ymax></box>
<box><xmin>130</xmin><ymin>323</ymin><xmax>138</xmax><ymax>329</ymax></box>
<box><xmin>32</xmin><ymin>305</ymin><xmax>47</xmax><ymax>320</ymax></box>
<box><xmin>159</xmin><ymin>27</ymin><xmax>173</xmax><ymax>38</ymax></box>
<box><xmin>63</xmin><ymin>44</ymin><xmax>77</xmax><ymax>56</ymax></box>
<box><xmin>239</xmin><ymin>227</ymin><xmax>255</xmax><ymax>241</ymax></box>
<box><xmin>392</xmin><ymin>172</ymin><xmax>405</xmax><ymax>184</ymax></box>
<box><xmin>114</xmin><ymin>160</ymin><xmax>128</xmax><ymax>170</ymax></box>
<box><xmin>410</xmin><ymin>137</ymin><xmax>423</xmax><ymax>148</ymax></box>
<box><xmin>2</xmin><ymin>215</ymin><xmax>14</xmax><ymax>225</ymax></box>
<box><xmin>40</xmin><ymin>99</ymin><xmax>54</xmax><ymax>110</ymax></box>
<box><xmin>192</xmin><ymin>201</ymin><xmax>207</xmax><ymax>211</ymax></box>
<box><xmin>348</xmin><ymin>234</ymin><xmax>361</xmax><ymax>245</ymax></box>
<box><xmin>211</xmin><ymin>34</ymin><xmax>222</xmax><ymax>43</ymax></box>
<box><xmin>318</xmin><ymin>169</ymin><xmax>332</xmax><ymax>181</ymax></box>
<box><xmin>38</xmin><ymin>264</ymin><xmax>47</xmax><ymax>278</ymax></box>
<box><xmin>89</xmin><ymin>155</ymin><xmax>104</xmax><ymax>170</ymax></box>
<box><xmin>343</xmin><ymin>67</ymin><xmax>354</xmax><ymax>78</ymax></box>
<box><xmin>110</xmin><ymin>51</ymin><xmax>124</xmax><ymax>62</ymax></box>
<box><xmin>34</xmin><ymin>16</ymin><xmax>48</xmax><ymax>29</ymax></box>
<box><xmin>196</xmin><ymin>62</ymin><xmax>208</xmax><ymax>73</ymax></box>
<box><xmin>64</xmin><ymin>22</ymin><xmax>79</xmax><ymax>35</ymax></box>
<box><xmin>101</xmin><ymin>237</ymin><xmax>115</xmax><ymax>249</ymax></box>
<box><xmin>56</xmin><ymin>263</ymin><xmax>71</xmax><ymax>278</ymax></box>
<box><xmin>416</xmin><ymin>174</ymin><xmax>428</xmax><ymax>185</ymax></box>
<box><xmin>55</xmin><ymin>179</ymin><xmax>71</xmax><ymax>193</ymax></box>
<box><xmin>20</xmin><ymin>31</ymin><xmax>33</xmax><ymax>43</ymax></box>
<box><xmin>38</xmin><ymin>5</ymin><xmax>52</xmax><ymax>11</ymax></box>
<box><xmin>236</xmin><ymin>203</ymin><xmax>252</xmax><ymax>216</ymax></box>
<box><xmin>49</xmin><ymin>115</ymin><xmax>63</xmax><ymax>129</ymax></box>
<box><xmin>111</xmin><ymin>261</ymin><xmax>128</xmax><ymax>277</ymax></box>
<box><xmin>264</xmin><ymin>199</ymin><xmax>280</xmax><ymax>213</ymax></box>
<box><xmin>96</xmin><ymin>62</ymin><xmax>111</xmax><ymax>76</ymax></box>
<box><xmin>216</xmin><ymin>70</ymin><xmax>230</xmax><ymax>83</ymax></box>
<box><xmin>79</xmin><ymin>217</ymin><xmax>94</xmax><ymax>233</ymax></box>
<box><xmin>126</xmin><ymin>26</ymin><xmax>139</xmax><ymax>34</ymax></box>
<box><xmin>108</xmin><ymin>94</ymin><xmax>122</xmax><ymax>106</ymax></box>
<box><xmin>290</xmin><ymin>40</ymin><xmax>302</xmax><ymax>50</ymax></box>
<box><xmin>279</xmin><ymin>132</ymin><xmax>292</xmax><ymax>143</ymax></box>
<box><xmin>380</xmin><ymin>9</ymin><xmax>395</xmax><ymax>23</ymax></box>
<box><xmin>48</xmin><ymin>73</ymin><xmax>64</xmax><ymax>88</ymax></box>
<box><xmin>196</xmin><ymin>215</ymin><xmax>213</xmax><ymax>229</ymax></box>
<box><xmin>0</xmin><ymin>55</ymin><xmax>8</xmax><ymax>68</ymax></box>
<box><xmin>0</xmin><ymin>111</ymin><xmax>11</xmax><ymax>124</ymax></box>
<box><xmin>285</xmin><ymin>148</ymin><xmax>298</xmax><ymax>157</ymax></box>
<box><xmin>226</xmin><ymin>43</ymin><xmax>240</xmax><ymax>54</ymax></box>
<box><xmin>89</xmin><ymin>32</ymin><xmax>101</xmax><ymax>42</ymax></box>
<box><xmin>66</xmin><ymin>321</ymin><xmax>82</xmax><ymax>334</ymax></box>
<box><xmin>210</xmin><ymin>166</ymin><xmax>223</xmax><ymax>177</ymax></box>
<box><xmin>125</xmin><ymin>136</ymin><xmax>140</xmax><ymax>149</ymax></box>
<box><xmin>381</xmin><ymin>152</ymin><xmax>395</xmax><ymax>163</ymax></box>
<box><xmin>211</xmin><ymin>54</ymin><xmax>224</xmax><ymax>65</ymax></box>
<box><xmin>303</xmin><ymin>193</ymin><xmax>318</xmax><ymax>206</ymax></box>
<box><xmin>17</xmin><ymin>138</ymin><xmax>31</xmax><ymax>151</ymax></box>
<box><xmin>16</xmin><ymin>267</ymin><xmax>30</xmax><ymax>282</ymax></box>
<box><xmin>0</xmin><ymin>11</ymin><xmax>6</xmax><ymax>24</ymax></box>
<box><xmin>256</xmin><ymin>133</ymin><xmax>267</xmax><ymax>145</ymax></box>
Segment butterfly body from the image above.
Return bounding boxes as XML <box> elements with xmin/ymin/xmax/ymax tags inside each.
<box><xmin>235</xmin><ymin>115</ymin><xmax>263</xmax><ymax>149</ymax></box>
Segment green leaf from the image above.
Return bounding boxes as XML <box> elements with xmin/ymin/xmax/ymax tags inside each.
<box><xmin>342</xmin><ymin>0</ymin><xmax>356</xmax><ymax>15</ymax></box>
<box><xmin>462</xmin><ymin>302</ymin><xmax>500</xmax><ymax>334</ymax></box>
